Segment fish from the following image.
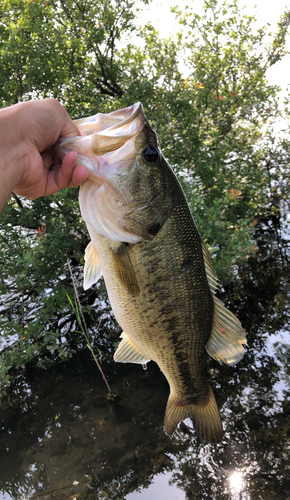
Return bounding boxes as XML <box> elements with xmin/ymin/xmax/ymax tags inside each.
<box><xmin>55</xmin><ymin>102</ymin><xmax>247</xmax><ymax>443</ymax></box>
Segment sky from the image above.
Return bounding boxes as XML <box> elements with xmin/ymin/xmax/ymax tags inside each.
<box><xmin>135</xmin><ymin>0</ymin><xmax>290</xmax><ymax>92</ymax></box>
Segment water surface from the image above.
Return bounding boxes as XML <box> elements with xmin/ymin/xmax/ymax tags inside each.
<box><xmin>0</xmin><ymin>231</ymin><xmax>289</xmax><ymax>500</ymax></box>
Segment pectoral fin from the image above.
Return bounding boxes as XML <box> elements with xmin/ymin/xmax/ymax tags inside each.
<box><xmin>206</xmin><ymin>296</ymin><xmax>247</xmax><ymax>365</ymax></box>
<box><xmin>114</xmin><ymin>332</ymin><xmax>151</xmax><ymax>364</ymax></box>
<box><xmin>120</xmin><ymin>216</ymin><xmax>153</xmax><ymax>241</ymax></box>
<box><xmin>83</xmin><ymin>241</ymin><xmax>102</xmax><ymax>290</ymax></box>
<box><xmin>110</xmin><ymin>242</ymin><xmax>140</xmax><ymax>296</ymax></box>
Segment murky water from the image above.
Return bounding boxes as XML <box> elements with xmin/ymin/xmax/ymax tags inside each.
<box><xmin>0</xmin><ymin>229</ymin><xmax>289</xmax><ymax>500</ymax></box>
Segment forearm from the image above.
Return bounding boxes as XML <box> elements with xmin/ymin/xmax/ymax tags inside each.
<box><xmin>0</xmin><ymin>104</ymin><xmax>25</xmax><ymax>214</ymax></box>
<box><xmin>0</xmin><ymin>182</ymin><xmax>12</xmax><ymax>215</ymax></box>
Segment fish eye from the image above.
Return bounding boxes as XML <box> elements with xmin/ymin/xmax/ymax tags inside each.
<box><xmin>142</xmin><ymin>146</ymin><xmax>159</xmax><ymax>163</ymax></box>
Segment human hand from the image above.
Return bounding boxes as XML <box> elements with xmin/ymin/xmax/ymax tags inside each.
<box><xmin>0</xmin><ymin>98</ymin><xmax>88</xmax><ymax>212</ymax></box>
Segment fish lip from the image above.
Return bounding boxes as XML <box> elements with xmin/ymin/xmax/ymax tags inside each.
<box><xmin>102</xmin><ymin>102</ymin><xmax>144</xmax><ymax>134</ymax></box>
<box><xmin>74</xmin><ymin>102</ymin><xmax>145</xmax><ymax>136</ymax></box>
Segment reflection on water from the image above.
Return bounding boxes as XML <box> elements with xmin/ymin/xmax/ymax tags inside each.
<box><xmin>0</xmin><ymin>493</ymin><xmax>14</xmax><ymax>500</ymax></box>
<box><xmin>125</xmin><ymin>472</ymin><xmax>185</xmax><ymax>499</ymax></box>
<box><xmin>229</xmin><ymin>471</ymin><xmax>244</xmax><ymax>494</ymax></box>
<box><xmin>0</xmin><ymin>230</ymin><xmax>289</xmax><ymax>500</ymax></box>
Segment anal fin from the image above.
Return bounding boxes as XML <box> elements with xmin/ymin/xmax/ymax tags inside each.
<box><xmin>83</xmin><ymin>241</ymin><xmax>102</xmax><ymax>290</ymax></box>
<box><xmin>206</xmin><ymin>296</ymin><xmax>247</xmax><ymax>365</ymax></box>
<box><xmin>114</xmin><ymin>332</ymin><xmax>151</xmax><ymax>365</ymax></box>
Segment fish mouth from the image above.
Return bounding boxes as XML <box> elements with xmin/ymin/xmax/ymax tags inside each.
<box><xmin>74</xmin><ymin>102</ymin><xmax>144</xmax><ymax>136</ymax></box>
<box><xmin>54</xmin><ymin>102</ymin><xmax>149</xmax><ymax>179</ymax></box>
<box><xmin>55</xmin><ymin>102</ymin><xmax>145</xmax><ymax>154</ymax></box>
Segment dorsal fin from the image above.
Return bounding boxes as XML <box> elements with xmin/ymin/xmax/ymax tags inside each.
<box><xmin>202</xmin><ymin>241</ymin><xmax>247</xmax><ymax>365</ymax></box>
<box><xmin>201</xmin><ymin>240</ymin><xmax>219</xmax><ymax>294</ymax></box>
<box><xmin>206</xmin><ymin>296</ymin><xmax>247</xmax><ymax>365</ymax></box>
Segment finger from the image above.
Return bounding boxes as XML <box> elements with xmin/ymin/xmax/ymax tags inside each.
<box><xmin>60</xmin><ymin>117</ymin><xmax>80</xmax><ymax>138</ymax></box>
<box><xmin>49</xmin><ymin>151</ymin><xmax>77</xmax><ymax>192</ymax></box>
<box><xmin>57</xmin><ymin>101</ymin><xmax>80</xmax><ymax>138</ymax></box>
<box><xmin>43</xmin><ymin>98</ymin><xmax>80</xmax><ymax>139</ymax></box>
<box><xmin>68</xmin><ymin>164</ymin><xmax>89</xmax><ymax>188</ymax></box>
<box><xmin>41</xmin><ymin>149</ymin><xmax>59</xmax><ymax>170</ymax></box>
<box><xmin>44</xmin><ymin>151</ymin><xmax>88</xmax><ymax>196</ymax></box>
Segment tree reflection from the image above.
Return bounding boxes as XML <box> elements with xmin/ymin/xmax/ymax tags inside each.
<box><xmin>0</xmin><ymin>232</ymin><xmax>289</xmax><ymax>500</ymax></box>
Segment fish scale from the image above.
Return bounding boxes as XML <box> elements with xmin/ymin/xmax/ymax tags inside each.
<box><xmin>90</xmin><ymin>188</ymin><xmax>215</xmax><ymax>423</ymax></box>
<box><xmin>54</xmin><ymin>102</ymin><xmax>247</xmax><ymax>443</ymax></box>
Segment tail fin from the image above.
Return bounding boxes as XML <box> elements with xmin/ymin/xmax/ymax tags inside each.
<box><xmin>164</xmin><ymin>387</ymin><xmax>223</xmax><ymax>443</ymax></box>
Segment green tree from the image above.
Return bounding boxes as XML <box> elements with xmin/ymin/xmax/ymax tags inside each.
<box><xmin>0</xmin><ymin>0</ymin><xmax>146</xmax><ymax>112</ymax></box>
<box><xmin>0</xmin><ymin>0</ymin><xmax>289</xmax><ymax>390</ymax></box>
<box><xmin>0</xmin><ymin>0</ymin><xmax>148</xmax><ymax>390</ymax></box>
<box><xmin>121</xmin><ymin>0</ymin><xmax>290</xmax><ymax>278</ymax></box>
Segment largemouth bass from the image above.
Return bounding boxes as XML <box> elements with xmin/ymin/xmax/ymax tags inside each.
<box><xmin>55</xmin><ymin>103</ymin><xmax>247</xmax><ymax>443</ymax></box>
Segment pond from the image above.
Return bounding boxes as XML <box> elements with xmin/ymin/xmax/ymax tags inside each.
<box><xmin>0</xmin><ymin>226</ymin><xmax>289</xmax><ymax>500</ymax></box>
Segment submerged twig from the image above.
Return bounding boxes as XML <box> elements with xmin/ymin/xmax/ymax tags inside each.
<box><xmin>92</xmin><ymin>317</ymin><xmax>102</xmax><ymax>348</ymax></box>
<box><xmin>67</xmin><ymin>259</ymin><xmax>111</xmax><ymax>394</ymax></box>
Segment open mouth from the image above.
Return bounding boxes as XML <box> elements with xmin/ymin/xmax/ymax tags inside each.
<box><xmin>54</xmin><ymin>102</ymin><xmax>146</xmax><ymax>170</ymax></box>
